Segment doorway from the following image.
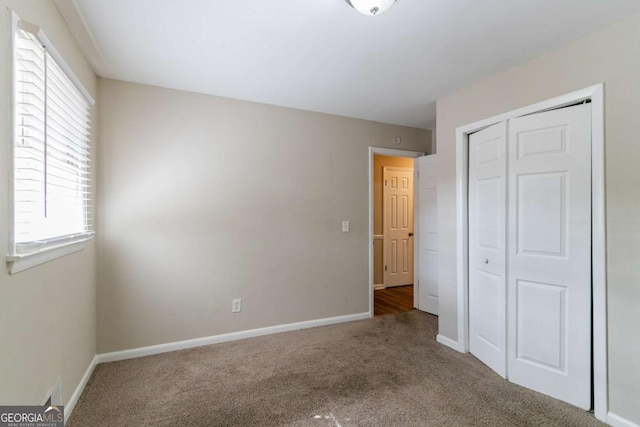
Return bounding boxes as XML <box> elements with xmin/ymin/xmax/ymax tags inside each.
<box><xmin>368</xmin><ymin>148</ymin><xmax>424</xmax><ymax>317</ymax></box>
<box><xmin>377</xmin><ymin>161</ymin><xmax>414</xmax><ymax>287</ymax></box>
<box><xmin>374</xmin><ymin>156</ymin><xmax>414</xmax><ymax>316</ymax></box>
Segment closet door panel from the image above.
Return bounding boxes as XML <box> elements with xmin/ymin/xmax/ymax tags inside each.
<box><xmin>468</xmin><ymin>121</ymin><xmax>507</xmax><ymax>378</ymax></box>
<box><xmin>507</xmin><ymin>104</ymin><xmax>592</xmax><ymax>410</ymax></box>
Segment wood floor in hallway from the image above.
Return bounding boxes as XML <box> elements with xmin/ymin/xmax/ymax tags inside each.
<box><xmin>374</xmin><ymin>284</ymin><xmax>414</xmax><ymax>316</ymax></box>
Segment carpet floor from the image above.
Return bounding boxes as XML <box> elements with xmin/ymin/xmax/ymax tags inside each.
<box><xmin>68</xmin><ymin>311</ymin><xmax>602</xmax><ymax>426</ymax></box>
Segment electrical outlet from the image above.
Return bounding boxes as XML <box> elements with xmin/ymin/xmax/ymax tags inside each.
<box><xmin>232</xmin><ymin>299</ymin><xmax>242</xmax><ymax>313</ymax></box>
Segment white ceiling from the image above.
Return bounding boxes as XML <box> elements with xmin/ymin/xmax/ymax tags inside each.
<box><xmin>58</xmin><ymin>0</ymin><xmax>640</xmax><ymax>129</ymax></box>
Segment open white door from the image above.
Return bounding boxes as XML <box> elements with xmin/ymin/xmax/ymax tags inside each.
<box><xmin>416</xmin><ymin>155</ymin><xmax>438</xmax><ymax>315</ymax></box>
<box><xmin>507</xmin><ymin>104</ymin><xmax>592</xmax><ymax>409</ymax></box>
<box><xmin>468</xmin><ymin>122</ymin><xmax>508</xmax><ymax>378</ymax></box>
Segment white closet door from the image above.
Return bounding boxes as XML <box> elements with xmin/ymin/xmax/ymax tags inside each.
<box><xmin>507</xmin><ymin>104</ymin><xmax>592</xmax><ymax>409</ymax></box>
<box><xmin>416</xmin><ymin>155</ymin><xmax>438</xmax><ymax>315</ymax></box>
<box><xmin>469</xmin><ymin>122</ymin><xmax>508</xmax><ymax>378</ymax></box>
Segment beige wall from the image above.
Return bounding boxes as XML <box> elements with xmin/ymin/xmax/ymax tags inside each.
<box><xmin>435</xmin><ymin>13</ymin><xmax>640</xmax><ymax>423</ymax></box>
<box><xmin>97</xmin><ymin>79</ymin><xmax>430</xmax><ymax>353</ymax></box>
<box><xmin>372</xmin><ymin>155</ymin><xmax>415</xmax><ymax>284</ymax></box>
<box><xmin>0</xmin><ymin>0</ymin><xmax>97</xmax><ymax>407</ymax></box>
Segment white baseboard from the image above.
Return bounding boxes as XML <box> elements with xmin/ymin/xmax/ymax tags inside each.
<box><xmin>373</xmin><ymin>283</ymin><xmax>385</xmax><ymax>290</ymax></box>
<box><xmin>64</xmin><ymin>355</ymin><xmax>97</xmax><ymax>424</ymax></box>
<box><xmin>96</xmin><ymin>312</ymin><xmax>370</xmax><ymax>364</ymax></box>
<box><xmin>608</xmin><ymin>412</ymin><xmax>640</xmax><ymax>427</ymax></box>
<box><xmin>436</xmin><ymin>334</ymin><xmax>466</xmax><ymax>353</ymax></box>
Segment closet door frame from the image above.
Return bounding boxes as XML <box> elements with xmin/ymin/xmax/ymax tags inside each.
<box><xmin>449</xmin><ymin>84</ymin><xmax>607</xmax><ymax>421</ymax></box>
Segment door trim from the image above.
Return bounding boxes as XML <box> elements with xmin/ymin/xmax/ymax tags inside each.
<box><xmin>450</xmin><ymin>84</ymin><xmax>606</xmax><ymax>420</ymax></box>
<box><xmin>368</xmin><ymin>147</ymin><xmax>425</xmax><ymax>318</ymax></box>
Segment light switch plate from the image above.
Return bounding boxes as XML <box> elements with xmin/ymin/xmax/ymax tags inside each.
<box><xmin>232</xmin><ymin>299</ymin><xmax>242</xmax><ymax>313</ymax></box>
<box><xmin>342</xmin><ymin>221</ymin><xmax>350</xmax><ymax>232</ymax></box>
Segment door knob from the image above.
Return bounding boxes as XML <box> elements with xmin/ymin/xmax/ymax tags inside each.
<box><xmin>484</xmin><ymin>259</ymin><xmax>489</xmax><ymax>264</ymax></box>
<box><xmin>408</xmin><ymin>233</ymin><xmax>414</xmax><ymax>237</ymax></box>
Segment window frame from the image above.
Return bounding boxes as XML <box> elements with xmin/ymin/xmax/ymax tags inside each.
<box><xmin>6</xmin><ymin>13</ymin><xmax>95</xmax><ymax>274</ymax></box>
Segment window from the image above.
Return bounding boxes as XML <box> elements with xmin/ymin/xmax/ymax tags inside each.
<box><xmin>7</xmin><ymin>20</ymin><xmax>94</xmax><ymax>273</ymax></box>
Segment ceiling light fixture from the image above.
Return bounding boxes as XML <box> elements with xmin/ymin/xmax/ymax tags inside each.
<box><xmin>347</xmin><ymin>0</ymin><xmax>397</xmax><ymax>16</ymax></box>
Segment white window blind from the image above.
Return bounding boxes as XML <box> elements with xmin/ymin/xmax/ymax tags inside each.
<box><xmin>13</xmin><ymin>28</ymin><xmax>93</xmax><ymax>255</ymax></box>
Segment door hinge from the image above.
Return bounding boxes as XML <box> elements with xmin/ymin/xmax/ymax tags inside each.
<box><xmin>385</xmin><ymin>265</ymin><xmax>387</xmax><ymax>271</ymax></box>
<box><xmin>384</xmin><ymin>180</ymin><xmax>387</xmax><ymax>186</ymax></box>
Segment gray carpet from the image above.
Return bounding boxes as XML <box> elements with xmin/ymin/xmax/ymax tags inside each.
<box><xmin>68</xmin><ymin>311</ymin><xmax>602</xmax><ymax>426</ymax></box>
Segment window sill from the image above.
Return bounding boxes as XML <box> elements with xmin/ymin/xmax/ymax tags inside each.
<box><xmin>6</xmin><ymin>235</ymin><xmax>94</xmax><ymax>274</ymax></box>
